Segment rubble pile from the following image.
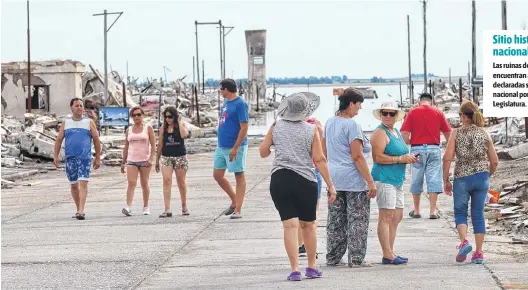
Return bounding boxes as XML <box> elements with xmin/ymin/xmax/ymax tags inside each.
<box><xmin>486</xmin><ymin>181</ymin><xmax>528</xmax><ymax>243</ymax></box>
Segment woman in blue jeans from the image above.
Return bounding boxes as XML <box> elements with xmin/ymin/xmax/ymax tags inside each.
<box><xmin>442</xmin><ymin>100</ymin><xmax>498</xmax><ymax>264</ymax></box>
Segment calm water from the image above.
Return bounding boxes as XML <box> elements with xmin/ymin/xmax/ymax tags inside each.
<box><xmin>248</xmin><ymin>83</ymin><xmax>426</xmax><ymax>135</ymax></box>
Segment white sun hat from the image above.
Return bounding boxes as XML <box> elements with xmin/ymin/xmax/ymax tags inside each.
<box><xmin>373</xmin><ymin>101</ymin><xmax>406</xmax><ymax>122</ymax></box>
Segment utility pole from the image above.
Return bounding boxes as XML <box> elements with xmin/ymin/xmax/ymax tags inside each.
<box><xmin>26</xmin><ymin>0</ymin><xmax>31</xmax><ymax>113</ymax></box>
<box><xmin>472</xmin><ymin>0</ymin><xmax>478</xmax><ymax>103</ymax></box>
<box><xmin>93</xmin><ymin>10</ymin><xmax>123</xmax><ymax>105</ymax></box>
<box><xmin>420</xmin><ymin>0</ymin><xmax>427</xmax><ymax>91</ymax></box>
<box><xmin>219</xmin><ymin>25</ymin><xmax>234</xmax><ymax>79</ymax></box>
<box><xmin>195</xmin><ymin>20</ymin><xmax>223</xmax><ymax>91</ymax></box>
<box><xmin>407</xmin><ymin>14</ymin><xmax>412</xmax><ymax>104</ymax></box>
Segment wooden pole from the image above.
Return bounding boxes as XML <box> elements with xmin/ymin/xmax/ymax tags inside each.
<box><xmin>26</xmin><ymin>0</ymin><xmax>31</xmax><ymax>113</ymax></box>
<box><xmin>471</xmin><ymin>0</ymin><xmax>478</xmax><ymax>103</ymax></box>
<box><xmin>399</xmin><ymin>82</ymin><xmax>403</xmax><ymax>105</ymax></box>
<box><xmin>421</xmin><ymin>0</ymin><xmax>427</xmax><ymax>91</ymax></box>
<box><xmin>194</xmin><ymin>85</ymin><xmax>201</xmax><ymax>127</ymax></box>
<box><xmin>459</xmin><ymin>78</ymin><xmax>463</xmax><ymax>104</ymax></box>
<box><xmin>407</xmin><ymin>14</ymin><xmax>412</xmax><ymax>104</ymax></box>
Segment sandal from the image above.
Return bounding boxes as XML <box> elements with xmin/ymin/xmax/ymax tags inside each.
<box><xmin>159</xmin><ymin>212</ymin><xmax>173</xmax><ymax>218</ymax></box>
<box><xmin>182</xmin><ymin>209</ymin><xmax>190</xmax><ymax>216</ymax></box>
<box><xmin>430</xmin><ymin>212</ymin><xmax>441</xmax><ymax>219</ymax></box>
<box><xmin>349</xmin><ymin>261</ymin><xmax>373</xmax><ymax>268</ymax></box>
<box><xmin>409</xmin><ymin>210</ymin><xmax>422</xmax><ymax>218</ymax></box>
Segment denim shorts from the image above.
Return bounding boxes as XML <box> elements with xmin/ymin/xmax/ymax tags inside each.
<box><xmin>410</xmin><ymin>145</ymin><xmax>443</xmax><ymax>194</ymax></box>
<box><xmin>127</xmin><ymin>161</ymin><xmax>148</xmax><ymax>167</ymax></box>
<box><xmin>65</xmin><ymin>157</ymin><xmax>91</xmax><ymax>184</ymax></box>
<box><xmin>213</xmin><ymin>145</ymin><xmax>248</xmax><ymax>173</ymax></box>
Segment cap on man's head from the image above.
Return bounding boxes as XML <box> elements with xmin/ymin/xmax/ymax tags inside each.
<box><xmin>419</xmin><ymin>92</ymin><xmax>433</xmax><ymax>101</ymax></box>
<box><xmin>220</xmin><ymin>78</ymin><xmax>237</xmax><ymax>93</ymax></box>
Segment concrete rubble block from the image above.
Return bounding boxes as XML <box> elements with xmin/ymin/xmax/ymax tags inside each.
<box><xmin>19</xmin><ymin>125</ymin><xmax>64</xmax><ymax>161</ymax></box>
<box><xmin>103</xmin><ymin>149</ymin><xmax>123</xmax><ymax>160</ymax></box>
<box><xmin>497</xmin><ymin>142</ymin><xmax>528</xmax><ymax>160</ymax></box>
<box><xmin>1</xmin><ymin>143</ymin><xmax>21</xmax><ymax>157</ymax></box>
<box><xmin>1</xmin><ymin>157</ymin><xmax>17</xmax><ymax>167</ymax></box>
<box><xmin>103</xmin><ymin>159</ymin><xmax>122</xmax><ymax>166</ymax></box>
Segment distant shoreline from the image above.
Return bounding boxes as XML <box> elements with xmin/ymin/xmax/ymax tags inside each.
<box><xmin>267</xmin><ymin>76</ymin><xmax>467</xmax><ymax>88</ymax></box>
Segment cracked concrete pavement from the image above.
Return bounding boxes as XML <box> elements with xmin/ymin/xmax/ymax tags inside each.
<box><xmin>2</xmin><ymin>147</ymin><xmax>527</xmax><ymax>289</ymax></box>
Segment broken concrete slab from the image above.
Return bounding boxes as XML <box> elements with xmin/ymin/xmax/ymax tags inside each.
<box><xmin>497</xmin><ymin>142</ymin><xmax>528</xmax><ymax>160</ymax></box>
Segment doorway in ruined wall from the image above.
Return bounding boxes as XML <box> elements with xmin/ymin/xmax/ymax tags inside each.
<box><xmin>26</xmin><ymin>85</ymin><xmax>50</xmax><ymax>112</ymax></box>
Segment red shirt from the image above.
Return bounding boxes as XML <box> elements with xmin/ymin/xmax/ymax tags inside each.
<box><xmin>400</xmin><ymin>104</ymin><xmax>452</xmax><ymax>145</ymax></box>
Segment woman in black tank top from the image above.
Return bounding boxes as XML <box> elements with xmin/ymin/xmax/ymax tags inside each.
<box><xmin>155</xmin><ymin>106</ymin><xmax>190</xmax><ymax>218</ymax></box>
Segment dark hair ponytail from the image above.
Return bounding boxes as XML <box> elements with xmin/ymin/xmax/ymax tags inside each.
<box><xmin>335</xmin><ymin>88</ymin><xmax>364</xmax><ymax>115</ymax></box>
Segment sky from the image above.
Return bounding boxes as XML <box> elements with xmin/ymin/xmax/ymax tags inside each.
<box><xmin>1</xmin><ymin>0</ymin><xmax>527</xmax><ymax>81</ymax></box>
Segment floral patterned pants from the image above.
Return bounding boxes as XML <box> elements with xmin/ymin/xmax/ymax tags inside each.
<box><xmin>326</xmin><ymin>190</ymin><xmax>370</xmax><ymax>266</ymax></box>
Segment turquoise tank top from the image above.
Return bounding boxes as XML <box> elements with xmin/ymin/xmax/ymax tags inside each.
<box><xmin>371</xmin><ymin>125</ymin><xmax>409</xmax><ymax>187</ymax></box>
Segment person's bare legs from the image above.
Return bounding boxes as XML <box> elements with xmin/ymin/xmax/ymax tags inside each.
<box><xmin>412</xmin><ymin>193</ymin><xmax>421</xmax><ymax>215</ymax></box>
<box><xmin>457</xmin><ymin>224</ymin><xmax>468</xmax><ymax>243</ymax></box>
<box><xmin>377</xmin><ymin>209</ymin><xmax>396</xmax><ymax>259</ymax></box>
<box><xmin>299</xmin><ymin>199</ymin><xmax>319</xmax><ymax>250</ymax></box>
<box><xmin>161</xmin><ymin>165</ymin><xmax>173</xmax><ymax>213</ymax></box>
<box><xmin>475</xmin><ymin>233</ymin><xmax>485</xmax><ymax>252</ymax></box>
<box><xmin>70</xmin><ymin>183</ymin><xmax>80</xmax><ymax>212</ymax></box>
<box><xmin>300</xmin><ymin>220</ymin><xmax>317</xmax><ymax>269</ymax></box>
<box><xmin>429</xmin><ymin>192</ymin><xmax>439</xmax><ymax>216</ymax></box>
<box><xmin>213</xmin><ymin>169</ymin><xmax>236</xmax><ymax>206</ymax></box>
<box><xmin>126</xmin><ymin>165</ymin><xmax>139</xmax><ymax>208</ymax></box>
<box><xmin>77</xmin><ymin>181</ymin><xmax>88</xmax><ymax>214</ymax></box>
<box><xmin>389</xmin><ymin>208</ymin><xmax>404</xmax><ymax>256</ymax></box>
<box><xmin>138</xmin><ymin>166</ymin><xmax>151</xmax><ymax>208</ymax></box>
<box><xmin>282</xmin><ymin>218</ymin><xmax>300</xmax><ymax>272</ymax></box>
<box><xmin>175</xmin><ymin>168</ymin><xmax>188</xmax><ymax>212</ymax></box>
<box><xmin>234</xmin><ymin>172</ymin><xmax>246</xmax><ymax>214</ymax></box>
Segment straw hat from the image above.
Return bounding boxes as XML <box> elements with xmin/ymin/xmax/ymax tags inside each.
<box><xmin>373</xmin><ymin>101</ymin><xmax>405</xmax><ymax>122</ymax></box>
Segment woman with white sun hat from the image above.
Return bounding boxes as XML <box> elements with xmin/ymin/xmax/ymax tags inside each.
<box><xmin>370</xmin><ymin>100</ymin><xmax>417</xmax><ymax>265</ymax></box>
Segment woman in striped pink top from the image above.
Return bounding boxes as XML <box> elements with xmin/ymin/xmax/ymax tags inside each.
<box><xmin>121</xmin><ymin>106</ymin><xmax>156</xmax><ymax>216</ymax></box>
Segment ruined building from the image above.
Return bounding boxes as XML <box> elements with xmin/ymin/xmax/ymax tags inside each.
<box><xmin>245</xmin><ymin>30</ymin><xmax>267</xmax><ymax>112</ymax></box>
<box><xmin>1</xmin><ymin>60</ymin><xmax>85</xmax><ymax>119</ymax></box>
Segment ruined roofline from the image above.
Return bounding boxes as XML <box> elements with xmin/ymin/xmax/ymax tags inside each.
<box><xmin>2</xmin><ymin>59</ymin><xmax>85</xmax><ymax>74</ymax></box>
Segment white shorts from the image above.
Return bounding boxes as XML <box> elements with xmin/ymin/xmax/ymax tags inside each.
<box><xmin>375</xmin><ymin>181</ymin><xmax>404</xmax><ymax>209</ymax></box>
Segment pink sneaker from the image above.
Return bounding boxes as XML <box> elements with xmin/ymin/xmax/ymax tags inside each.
<box><xmin>456</xmin><ymin>240</ymin><xmax>473</xmax><ymax>262</ymax></box>
<box><xmin>471</xmin><ymin>252</ymin><xmax>484</xmax><ymax>264</ymax></box>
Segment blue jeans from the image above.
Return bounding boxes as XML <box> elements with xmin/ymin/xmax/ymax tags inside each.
<box><xmin>410</xmin><ymin>145</ymin><xmax>443</xmax><ymax>194</ymax></box>
<box><xmin>315</xmin><ymin>168</ymin><xmax>322</xmax><ymax>200</ymax></box>
<box><xmin>453</xmin><ymin>172</ymin><xmax>489</xmax><ymax>234</ymax></box>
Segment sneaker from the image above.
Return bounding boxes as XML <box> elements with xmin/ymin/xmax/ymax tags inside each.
<box><xmin>298</xmin><ymin>245</ymin><xmax>306</xmax><ymax>255</ymax></box>
<box><xmin>223</xmin><ymin>205</ymin><xmax>235</xmax><ymax>216</ymax></box>
<box><xmin>143</xmin><ymin>207</ymin><xmax>150</xmax><ymax>215</ymax></box>
<box><xmin>75</xmin><ymin>213</ymin><xmax>85</xmax><ymax>220</ymax></box>
<box><xmin>230</xmin><ymin>212</ymin><xmax>242</xmax><ymax>219</ymax></box>
<box><xmin>382</xmin><ymin>256</ymin><xmax>407</xmax><ymax>265</ymax></box>
<box><xmin>471</xmin><ymin>252</ymin><xmax>484</xmax><ymax>264</ymax></box>
<box><xmin>456</xmin><ymin>240</ymin><xmax>473</xmax><ymax>263</ymax></box>
<box><xmin>305</xmin><ymin>267</ymin><xmax>323</xmax><ymax>279</ymax></box>
<box><xmin>287</xmin><ymin>271</ymin><xmax>301</xmax><ymax>281</ymax></box>
<box><xmin>122</xmin><ymin>207</ymin><xmax>132</xmax><ymax>216</ymax></box>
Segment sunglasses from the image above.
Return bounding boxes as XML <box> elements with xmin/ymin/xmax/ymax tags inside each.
<box><xmin>132</xmin><ymin>113</ymin><xmax>143</xmax><ymax>117</ymax></box>
<box><xmin>381</xmin><ymin>111</ymin><xmax>397</xmax><ymax>117</ymax></box>
<box><xmin>165</xmin><ymin>115</ymin><xmax>174</xmax><ymax>119</ymax></box>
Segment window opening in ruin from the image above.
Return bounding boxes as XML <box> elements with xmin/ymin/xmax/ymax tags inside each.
<box><xmin>26</xmin><ymin>85</ymin><xmax>50</xmax><ymax>111</ymax></box>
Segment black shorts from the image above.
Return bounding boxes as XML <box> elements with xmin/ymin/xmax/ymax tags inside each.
<box><xmin>270</xmin><ymin>169</ymin><xmax>318</xmax><ymax>222</ymax></box>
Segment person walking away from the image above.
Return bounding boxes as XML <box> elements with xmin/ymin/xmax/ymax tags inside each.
<box><xmin>323</xmin><ymin>88</ymin><xmax>376</xmax><ymax>267</ymax></box>
<box><xmin>259</xmin><ymin>92</ymin><xmax>336</xmax><ymax>281</ymax></box>
<box><xmin>400</xmin><ymin>92</ymin><xmax>452</xmax><ymax>219</ymax></box>
<box><xmin>120</xmin><ymin>106</ymin><xmax>156</xmax><ymax>216</ymax></box>
<box><xmin>53</xmin><ymin>98</ymin><xmax>101</xmax><ymax>220</ymax></box>
<box><xmin>299</xmin><ymin>103</ymin><xmax>323</xmax><ymax>256</ymax></box>
<box><xmin>371</xmin><ymin>101</ymin><xmax>417</xmax><ymax>265</ymax></box>
<box><xmin>214</xmin><ymin>78</ymin><xmax>249</xmax><ymax>219</ymax></box>
<box><xmin>155</xmin><ymin>106</ymin><xmax>190</xmax><ymax>217</ymax></box>
<box><xmin>442</xmin><ymin>100</ymin><xmax>498</xmax><ymax>264</ymax></box>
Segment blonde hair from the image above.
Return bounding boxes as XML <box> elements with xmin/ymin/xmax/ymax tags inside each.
<box><xmin>460</xmin><ymin>100</ymin><xmax>484</xmax><ymax>127</ymax></box>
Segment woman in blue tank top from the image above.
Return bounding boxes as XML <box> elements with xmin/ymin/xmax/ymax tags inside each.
<box><xmin>370</xmin><ymin>101</ymin><xmax>418</xmax><ymax>265</ymax></box>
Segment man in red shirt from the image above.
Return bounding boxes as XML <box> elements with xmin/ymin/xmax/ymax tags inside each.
<box><xmin>400</xmin><ymin>93</ymin><xmax>451</xmax><ymax>219</ymax></box>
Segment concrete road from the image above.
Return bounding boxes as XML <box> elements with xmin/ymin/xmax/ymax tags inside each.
<box><xmin>2</xmin><ymin>148</ymin><xmax>526</xmax><ymax>289</ymax></box>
